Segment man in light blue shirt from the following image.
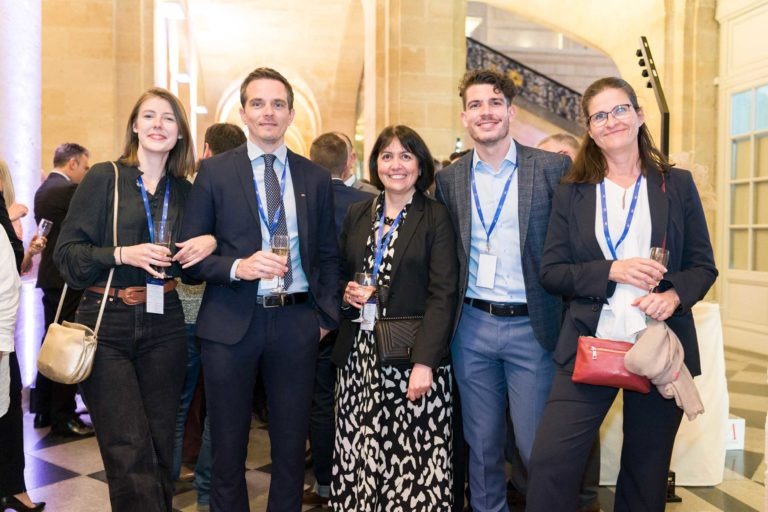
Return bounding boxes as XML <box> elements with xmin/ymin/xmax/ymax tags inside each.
<box><xmin>181</xmin><ymin>67</ymin><xmax>340</xmax><ymax>512</ymax></box>
<box><xmin>435</xmin><ymin>68</ymin><xmax>569</xmax><ymax>512</ymax></box>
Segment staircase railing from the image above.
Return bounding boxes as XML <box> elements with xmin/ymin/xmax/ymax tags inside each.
<box><xmin>467</xmin><ymin>37</ymin><xmax>584</xmax><ymax>127</ymax></box>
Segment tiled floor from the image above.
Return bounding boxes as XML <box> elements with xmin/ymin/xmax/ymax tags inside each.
<box><xmin>13</xmin><ymin>345</ymin><xmax>766</xmax><ymax>511</ymax></box>
<box><xmin>10</xmin><ymin>284</ymin><xmax>767</xmax><ymax>511</ymax></box>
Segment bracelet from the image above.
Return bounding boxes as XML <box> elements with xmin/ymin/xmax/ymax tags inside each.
<box><xmin>118</xmin><ymin>246</ymin><xmax>123</xmax><ymax>265</ymax></box>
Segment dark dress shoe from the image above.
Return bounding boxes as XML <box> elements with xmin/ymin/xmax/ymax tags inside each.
<box><xmin>51</xmin><ymin>417</ymin><xmax>94</xmax><ymax>437</ymax></box>
<box><xmin>33</xmin><ymin>413</ymin><xmax>51</xmax><ymax>429</ymax></box>
<box><xmin>0</xmin><ymin>495</ymin><xmax>46</xmax><ymax>511</ymax></box>
<box><xmin>301</xmin><ymin>489</ymin><xmax>329</xmax><ymax>506</ymax></box>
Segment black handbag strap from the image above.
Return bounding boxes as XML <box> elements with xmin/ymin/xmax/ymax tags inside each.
<box><xmin>53</xmin><ymin>162</ymin><xmax>119</xmax><ymax>335</ymax></box>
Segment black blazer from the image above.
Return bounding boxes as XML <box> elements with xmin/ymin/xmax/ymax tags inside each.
<box><xmin>34</xmin><ymin>173</ymin><xmax>77</xmax><ymax>289</ymax></box>
<box><xmin>540</xmin><ymin>167</ymin><xmax>717</xmax><ymax>375</ymax></box>
<box><xmin>332</xmin><ymin>192</ymin><xmax>459</xmax><ymax>370</ymax></box>
<box><xmin>180</xmin><ymin>143</ymin><xmax>341</xmax><ymax>344</ymax></box>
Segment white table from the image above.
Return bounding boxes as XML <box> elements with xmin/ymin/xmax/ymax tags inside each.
<box><xmin>599</xmin><ymin>302</ymin><xmax>728</xmax><ymax>486</ymax></box>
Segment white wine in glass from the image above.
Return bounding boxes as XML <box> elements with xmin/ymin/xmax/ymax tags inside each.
<box><xmin>152</xmin><ymin>220</ymin><xmax>172</xmax><ymax>279</ymax></box>
<box><xmin>271</xmin><ymin>235</ymin><xmax>290</xmax><ymax>294</ymax></box>
<box><xmin>648</xmin><ymin>246</ymin><xmax>669</xmax><ymax>292</ymax></box>
<box><xmin>37</xmin><ymin>218</ymin><xmax>53</xmax><ymax>238</ymax></box>
<box><xmin>352</xmin><ymin>272</ymin><xmax>375</xmax><ymax>323</ymax></box>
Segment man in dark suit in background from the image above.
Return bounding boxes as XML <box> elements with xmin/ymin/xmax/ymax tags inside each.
<box><xmin>435</xmin><ymin>69</ymin><xmax>569</xmax><ymax>512</ymax></box>
<box><xmin>181</xmin><ymin>67</ymin><xmax>341</xmax><ymax>512</ymax></box>
<box><xmin>302</xmin><ymin>133</ymin><xmax>372</xmax><ymax>507</ymax></box>
<box><xmin>32</xmin><ymin>143</ymin><xmax>93</xmax><ymax>436</ymax></box>
<box><xmin>335</xmin><ymin>131</ymin><xmax>379</xmax><ymax>194</ymax></box>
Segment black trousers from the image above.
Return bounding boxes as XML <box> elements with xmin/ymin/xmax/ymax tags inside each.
<box><xmin>526</xmin><ymin>368</ymin><xmax>683</xmax><ymax>512</ymax></box>
<box><xmin>0</xmin><ymin>352</ymin><xmax>25</xmax><ymax>497</ymax></box>
<box><xmin>202</xmin><ymin>302</ymin><xmax>319</xmax><ymax>512</ymax></box>
<box><xmin>76</xmin><ymin>291</ymin><xmax>186</xmax><ymax>512</ymax></box>
<box><xmin>33</xmin><ymin>287</ymin><xmax>82</xmax><ymax>426</ymax></box>
<box><xmin>308</xmin><ymin>332</ymin><xmax>336</xmax><ymax>488</ymax></box>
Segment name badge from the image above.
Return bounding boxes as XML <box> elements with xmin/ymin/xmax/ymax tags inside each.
<box><xmin>261</xmin><ymin>275</ymin><xmax>278</xmax><ymax>291</ymax></box>
<box><xmin>146</xmin><ymin>278</ymin><xmax>165</xmax><ymax>315</ymax></box>
<box><xmin>360</xmin><ymin>302</ymin><xmax>377</xmax><ymax>331</ymax></box>
<box><xmin>476</xmin><ymin>253</ymin><xmax>497</xmax><ymax>289</ymax></box>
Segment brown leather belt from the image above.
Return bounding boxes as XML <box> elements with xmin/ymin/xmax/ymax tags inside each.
<box><xmin>87</xmin><ymin>280</ymin><xmax>177</xmax><ymax>306</ymax></box>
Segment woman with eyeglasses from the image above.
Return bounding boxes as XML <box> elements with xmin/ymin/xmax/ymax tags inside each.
<box><xmin>525</xmin><ymin>77</ymin><xmax>717</xmax><ymax>511</ymax></box>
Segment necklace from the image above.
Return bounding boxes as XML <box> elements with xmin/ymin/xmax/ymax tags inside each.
<box><xmin>383</xmin><ymin>216</ymin><xmax>395</xmax><ymax>226</ymax></box>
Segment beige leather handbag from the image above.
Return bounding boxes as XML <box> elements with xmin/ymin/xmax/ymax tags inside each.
<box><xmin>37</xmin><ymin>163</ymin><xmax>119</xmax><ymax>384</ymax></box>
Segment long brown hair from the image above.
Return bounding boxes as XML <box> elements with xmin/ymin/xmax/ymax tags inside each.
<box><xmin>118</xmin><ymin>88</ymin><xmax>195</xmax><ymax>178</ymax></box>
<box><xmin>565</xmin><ymin>77</ymin><xmax>671</xmax><ymax>184</ymax></box>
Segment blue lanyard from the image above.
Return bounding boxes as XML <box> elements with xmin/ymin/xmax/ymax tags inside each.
<box><xmin>470</xmin><ymin>161</ymin><xmax>517</xmax><ymax>252</ymax></box>
<box><xmin>372</xmin><ymin>203</ymin><xmax>404</xmax><ymax>281</ymax></box>
<box><xmin>253</xmin><ymin>158</ymin><xmax>288</xmax><ymax>240</ymax></box>
<box><xmin>599</xmin><ymin>174</ymin><xmax>643</xmax><ymax>260</ymax></box>
<box><xmin>137</xmin><ymin>175</ymin><xmax>171</xmax><ymax>243</ymax></box>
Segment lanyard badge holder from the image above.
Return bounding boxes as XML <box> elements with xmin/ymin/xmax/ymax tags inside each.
<box><xmin>471</xmin><ymin>163</ymin><xmax>516</xmax><ymax>289</ymax></box>
<box><xmin>253</xmin><ymin>160</ymin><xmax>288</xmax><ymax>306</ymax></box>
<box><xmin>138</xmin><ymin>176</ymin><xmax>171</xmax><ymax>315</ymax></box>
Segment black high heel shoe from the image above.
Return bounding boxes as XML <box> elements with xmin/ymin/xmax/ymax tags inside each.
<box><xmin>0</xmin><ymin>495</ymin><xmax>46</xmax><ymax>511</ymax></box>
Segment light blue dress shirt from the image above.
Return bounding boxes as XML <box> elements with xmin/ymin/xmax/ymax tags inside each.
<box><xmin>230</xmin><ymin>140</ymin><xmax>308</xmax><ymax>294</ymax></box>
<box><xmin>466</xmin><ymin>139</ymin><xmax>527</xmax><ymax>303</ymax></box>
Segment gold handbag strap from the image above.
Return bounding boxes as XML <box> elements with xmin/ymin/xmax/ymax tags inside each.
<box><xmin>53</xmin><ymin>163</ymin><xmax>118</xmax><ymax>331</ymax></box>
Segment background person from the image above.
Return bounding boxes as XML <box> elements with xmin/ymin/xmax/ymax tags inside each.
<box><xmin>0</xmin><ymin>160</ymin><xmax>28</xmax><ymax>240</ymax></box>
<box><xmin>31</xmin><ymin>143</ymin><xmax>94</xmax><ymax>437</ymax></box>
<box><xmin>55</xmin><ymin>88</ymin><xmax>215</xmax><ymax>512</ymax></box>
<box><xmin>331</xmin><ymin>125</ymin><xmax>458</xmax><ymax>511</ymax></box>
<box><xmin>526</xmin><ymin>77</ymin><xmax>718</xmax><ymax>511</ymax></box>
<box><xmin>302</xmin><ymin>132</ymin><xmax>372</xmax><ymax>507</ymax></box>
<box><xmin>536</xmin><ymin>133</ymin><xmax>579</xmax><ymax>160</ymax></box>
<box><xmin>173</xmin><ymin>122</ymin><xmax>246</xmax><ymax>512</ymax></box>
<box><xmin>0</xmin><ymin>193</ymin><xmax>45</xmax><ymax>512</ymax></box>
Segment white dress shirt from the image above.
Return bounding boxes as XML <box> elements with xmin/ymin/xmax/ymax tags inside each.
<box><xmin>594</xmin><ymin>176</ymin><xmax>652</xmax><ymax>343</ymax></box>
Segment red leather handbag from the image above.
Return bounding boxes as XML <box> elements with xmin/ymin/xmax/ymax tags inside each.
<box><xmin>572</xmin><ymin>336</ymin><xmax>651</xmax><ymax>393</ymax></box>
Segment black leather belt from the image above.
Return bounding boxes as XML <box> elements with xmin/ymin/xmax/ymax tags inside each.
<box><xmin>257</xmin><ymin>292</ymin><xmax>309</xmax><ymax>308</ymax></box>
<box><xmin>464</xmin><ymin>297</ymin><xmax>528</xmax><ymax>317</ymax></box>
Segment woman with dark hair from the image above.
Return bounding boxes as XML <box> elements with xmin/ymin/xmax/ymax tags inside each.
<box><xmin>55</xmin><ymin>88</ymin><xmax>215</xmax><ymax>512</ymax></box>
<box><xmin>526</xmin><ymin>77</ymin><xmax>717</xmax><ymax>511</ymax></box>
<box><xmin>331</xmin><ymin>125</ymin><xmax>459</xmax><ymax>510</ymax></box>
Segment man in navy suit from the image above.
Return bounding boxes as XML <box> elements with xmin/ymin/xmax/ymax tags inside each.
<box><xmin>181</xmin><ymin>68</ymin><xmax>341</xmax><ymax>512</ymax></box>
<box><xmin>32</xmin><ymin>143</ymin><xmax>94</xmax><ymax>437</ymax></box>
<box><xmin>302</xmin><ymin>133</ymin><xmax>372</xmax><ymax>506</ymax></box>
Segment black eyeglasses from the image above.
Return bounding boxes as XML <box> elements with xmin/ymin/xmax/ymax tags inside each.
<box><xmin>587</xmin><ymin>104</ymin><xmax>634</xmax><ymax>127</ymax></box>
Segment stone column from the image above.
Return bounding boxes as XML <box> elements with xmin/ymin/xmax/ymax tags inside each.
<box><xmin>0</xmin><ymin>1</ymin><xmax>42</xmax><ymax>242</ymax></box>
<box><xmin>362</xmin><ymin>0</ymin><xmax>466</xmax><ymax>170</ymax></box>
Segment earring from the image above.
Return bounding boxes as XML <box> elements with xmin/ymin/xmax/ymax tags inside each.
<box><xmin>178</xmin><ymin>135</ymin><xmax>183</xmax><ymax>140</ymax></box>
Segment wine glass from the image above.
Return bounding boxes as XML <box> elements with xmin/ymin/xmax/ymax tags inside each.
<box><xmin>152</xmin><ymin>220</ymin><xmax>172</xmax><ymax>279</ymax></box>
<box><xmin>271</xmin><ymin>234</ymin><xmax>290</xmax><ymax>294</ymax></box>
<box><xmin>351</xmin><ymin>272</ymin><xmax>375</xmax><ymax>323</ymax></box>
<box><xmin>37</xmin><ymin>218</ymin><xmax>53</xmax><ymax>238</ymax></box>
<box><xmin>648</xmin><ymin>246</ymin><xmax>669</xmax><ymax>292</ymax></box>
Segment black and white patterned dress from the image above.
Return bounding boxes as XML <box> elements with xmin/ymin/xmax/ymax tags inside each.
<box><xmin>331</xmin><ymin>199</ymin><xmax>453</xmax><ymax>511</ymax></box>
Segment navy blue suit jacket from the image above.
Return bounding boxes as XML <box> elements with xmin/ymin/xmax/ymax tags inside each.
<box><xmin>331</xmin><ymin>179</ymin><xmax>373</xmax><ymax>236</ymax></box>
<box><xmin>180</xmin><ymin>143</ymin><xmax>341</xmax><ymax>344</ymax></box>
<box><xmin>540</xmin><ymin>168</ymin><xmax>717</xmax><ymax>375</ymax></box>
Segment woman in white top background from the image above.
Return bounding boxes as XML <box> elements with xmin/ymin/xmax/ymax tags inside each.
<box><xmin>525</xmin><ymin>77</ymin><xmax>717</xmax><ymax>512</ymax></box>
